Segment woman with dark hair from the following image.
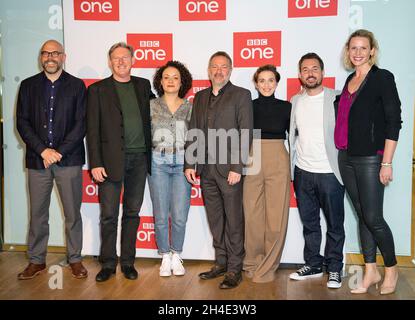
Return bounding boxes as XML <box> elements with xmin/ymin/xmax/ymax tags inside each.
<box><xmin>243</xmin><ymin>64</ymin><xmax>291</xmax><ymax>283</ymax></box>
<box><xmin>335</xmin><ymin>29</ymin><xmax>402</xmax><ymax>294</ymax></box>
<box><xmin>148</xmin><ymin>60</ymin><xmax>193</xmax><ymax>277</ymax></box>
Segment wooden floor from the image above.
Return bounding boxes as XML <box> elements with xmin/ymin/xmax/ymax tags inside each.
<box><xmin>1</xmin><ymin>252</ymin><xmax>414</xmax><ymax>300</ymax></box>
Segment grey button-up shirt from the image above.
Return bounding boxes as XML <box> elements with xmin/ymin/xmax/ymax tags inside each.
<box><xmin>150</xmin><ymin>97</ymin><xmax>192</xmax><ymax>153</ymax></box>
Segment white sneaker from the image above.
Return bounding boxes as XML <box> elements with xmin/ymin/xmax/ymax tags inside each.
<box><xmin>159</xmin><ymin>253</ymin><xmax>172</xmax><ymax>277</ymax></box>
<box><xmin>171</xmin><ymin>253</ymin><xmax>185</xmax><ymax>276</ymax></box>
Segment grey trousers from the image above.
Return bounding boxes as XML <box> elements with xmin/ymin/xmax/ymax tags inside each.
<box><xmin>200</xmin><ymin>164</ymin><xmax>245</xmax><ymax>273</ymax></box>
<box><xmin>27</xmin><ymin>165</ymin><xmax>83</xmax><ymax>264</ymax></box>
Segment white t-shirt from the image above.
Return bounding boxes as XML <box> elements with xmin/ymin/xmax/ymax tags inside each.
<box><xmin>294</xmin><ymin>91</ymin><xmax>333</xmax><ymax>173</ymax></box>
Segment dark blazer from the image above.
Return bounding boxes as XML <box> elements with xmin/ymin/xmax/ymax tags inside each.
<box><xmin>184</xmin><ymin>82</ymin><xmax>253</xmax><ymax>178</ymax></box>
<box><xmin>335</xmin><ymin>65</ymin><xmax>402</xmax><ymax>156</ymax></box>
<box><xmin>86</xmin><ymin>76</ymin><xmax>155</xmax><ymax>181</ymax></box>
<box><xmin>16</xmin><ymin>71</ymin><xmax>86</xmax><ymax>169</ymax></box>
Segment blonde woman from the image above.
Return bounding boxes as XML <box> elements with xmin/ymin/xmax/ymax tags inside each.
<box><xmin>335</xmin><ymin>30</ymin><xmax>402</xmax><ymax>294</ymax></box>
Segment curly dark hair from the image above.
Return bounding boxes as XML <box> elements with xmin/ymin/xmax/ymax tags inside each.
<box><xmin>153</xmin><ymin>60</ymin><xmax>193</xmax><ymax>98</ymax></box>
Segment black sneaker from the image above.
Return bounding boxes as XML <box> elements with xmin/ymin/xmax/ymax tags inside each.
<box><xmin>327</xmin><ymin>271</ymin><xmax>342</xmax><ymax>289</ymax></box>
<box><xmin>289</xmin><ymin>265</ymin><xmax>323</xmax><ymax>281</ymax></box>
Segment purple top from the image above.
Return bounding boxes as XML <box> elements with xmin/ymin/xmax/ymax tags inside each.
<box><xmin>334</xmin><ymin>86</ymin><xmax>384</xmax><ymax>155</ymax></box>
<box><xmin>334</xmin><ymin>87</ymin><xmax>355</xmax><ymax>150</ymax></box>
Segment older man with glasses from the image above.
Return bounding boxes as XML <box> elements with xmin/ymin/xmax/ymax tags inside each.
<box><xmin>16</xmin><ymin>39</ymin><xmax>88</xmax><ymax>280</ymax></box>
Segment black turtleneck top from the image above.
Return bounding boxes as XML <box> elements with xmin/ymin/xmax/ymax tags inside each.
<box><xmin>253</xmin><ymin>93</ymin><xmax>291</xmax><ymax>139</ymax></box>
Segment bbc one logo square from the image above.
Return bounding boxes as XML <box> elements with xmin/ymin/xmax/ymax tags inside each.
<box><xmin>82</xmin><ymin>169</ymin><xmax>123</xmax><ymax>203</ymax></box>
<box><xmin>127</xmin><ymin>34</ymin><xmax>173</xmax><ymax>68</ymax></box>
<box><xmin>286</xmin><ymin>77</ymin><xmax>335</xmax><ymax>101</ymax></box>
<box><xmin>179</xmin><ymin>0</ymin><xmax>226</xmax><ymax>21</ymax></box>
<box><xmin>233</xmin><ymin>31</ymin><xmax>281</xmax><ymax>68</ymax></box>
<box><xmin>136</xmin><ymin>216</ymin><xmax>157</xmax><ymax>249</ymax></box>
<box><xmin>74</xmin><ymin>0</ymin><xmax>119</xmax><ymax>21</ymax></box>
<box><xmin>82</xmin><ymin>79</ymin><xmax>100</xmax><ymax>88</ymax></box>
<box><xmin>190</xmin><ymin>177</ymin><xmax>205</xmax><ymax>206</ymax></box>
<box><xmin>185</xmin><ymin>80</ymin><xmax>211</xmax><ymax>102</ymax></box>
<box><xmin>288</xmin><ymin>0</ymin><xmax>338</xmax><ymax>18</ymax></box>
<box><xmin>82</xmin><ymin>169</ymin><xmax>98</xmax><ymax>203</ymax></box>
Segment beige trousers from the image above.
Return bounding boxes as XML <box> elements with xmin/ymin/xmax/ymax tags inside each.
<box><xmin>243</xmin><ymin>139</ymin><xmax>291</xmax><ymax>283</ymax></box>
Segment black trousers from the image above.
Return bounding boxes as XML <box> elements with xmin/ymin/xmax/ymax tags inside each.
<box><xmin>98</xmin><ymin>152</ymin><xmax>147</xmax><ymax>269</ymax></box>
<box><xmin>200</xmin><ymin>165</ymin><xmax>245</xmax><ymax>273</ymax></box>
<box><xmin>338</xmin><ymin>150</ymin><xmax>397</xmax><ymax>267</ymax></box>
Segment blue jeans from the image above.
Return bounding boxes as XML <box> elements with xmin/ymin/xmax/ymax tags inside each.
<box><xmin>293</xmin><ymin>166</ymin><xmax>345</xmax><ymax>272</ymax></box>
<box><xmin>148</xmin><ymin>151</ymin><xmax>191</xmax><ymax>255</ymax></box>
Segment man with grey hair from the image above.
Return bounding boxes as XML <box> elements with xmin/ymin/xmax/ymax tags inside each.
<box><xmin>184</xmin><ymin>51</ymin><xmax>253</xmax><ymax>289</ymax></box>
<box><xmin>16</xmin><ymin>39</ymin><xmax>87</xmax><ymax>280</ymax></box>
<box><xmin>87</xmin><ymin>42</ymin><xmax>155</xmax><ymax>282</ymax></box>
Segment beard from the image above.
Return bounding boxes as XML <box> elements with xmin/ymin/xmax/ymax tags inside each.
<box><xmin>210</xmin><ymin>73</ymin><xmax>229</xmax><ymax>88</ymax></box>
<box><xmin>42</xmin><ymin>60</ymin><xmax>62</xmax><ymax>75</ymax></box>
<box><xmin>302</xmin><ymin>76</ymin><xmax>322</xmax><ymax>89</ymax></box>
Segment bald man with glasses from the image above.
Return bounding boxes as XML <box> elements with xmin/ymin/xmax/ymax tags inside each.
<box><xmin>16</xmin><ymin>39</ymin><xmax>88</xmax><ymax>280</ymax></box>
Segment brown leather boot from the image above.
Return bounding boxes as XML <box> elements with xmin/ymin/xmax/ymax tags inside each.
<box><xmin>69</xmin><ymin>262</ymin><xmax>88</xmax><ymax>279</ymax></box>
<box><xmin>17</xmin><ymin>263</ymin><xmax>46</xmax><ymax>280</ymax></box>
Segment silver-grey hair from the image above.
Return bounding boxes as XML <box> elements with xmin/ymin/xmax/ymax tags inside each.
<box><xmin>108</xmin><ymin>42</ymin><xmax>134</xmax><ymax>58</ymax></box>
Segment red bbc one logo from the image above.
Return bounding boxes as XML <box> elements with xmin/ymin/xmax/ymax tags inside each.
<box><xmin>127</xmin><ymin>34</ymin><xmax>173</xmax><ymax>68</ymax></box>
<box><xmin>286</xmin><ymin>77</ymin><xmax>335</xmax><ymax>102</ymax></box>
<box><xmin>136</xmin><ymin>216</ymin><xmax>157</xmax><ymax>249</ymax></box>
<box><xmin>233</xmin><ymin>31</ymin><xmax>281</xmax><ymax>68</ymax></box>
<box><xmin>179</xmin><ymin>0</ymin><xmax>226</xmax><ymax>21</ymax></box>
<box><xmin>82</xmin><ymin>79</ymin><xmax>100</xmax><ymax>88</ymax></box>
<box><xmin>82</xmin><ymin>169</ymin><xmax>123</xmax><ymax>203</ymax></box>
<box><xmin>73</xmin><ymin>0</ymin><xmax>119</xmax><ymax>21</ymax></box>
<box><xmin>82</xmin><ymin>169</ymin><xmax>99</xmax><ymax>203</ymax></box>
<box><xmin>190</xmin><ymin>177</ymin><xmax>204</xmax><ymax>206</ymax></box>
<box><xmin>288</xmin><ymin>0</ymin><xmax>338</xmax><ymax>18</ymax></box>
<box><xmin>290</xmin><ymin>182</ymin><xmax>297</xmax><ymax>208</ymax></box>
<box><xmin>185</xmin><ymin>80</ymin><xmax>211</xmax><ymax>102</ymax></box>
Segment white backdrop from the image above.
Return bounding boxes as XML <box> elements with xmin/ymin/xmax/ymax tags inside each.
<box><xmin>62</xmin><ymin>0</ymin><xmax>350</xmax><ymax>262</ymax></box>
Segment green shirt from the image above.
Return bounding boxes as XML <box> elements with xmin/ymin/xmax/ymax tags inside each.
<box><xmin>113</xmin><ymin>79</ymin><xmax>146</xmax><ymax>153</ymax></box>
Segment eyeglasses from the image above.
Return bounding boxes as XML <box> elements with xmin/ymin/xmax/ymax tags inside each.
<box><xmin>40</xmin><ymin>51</ymin><xmax>63</xmax><ymax>58</ymax></box>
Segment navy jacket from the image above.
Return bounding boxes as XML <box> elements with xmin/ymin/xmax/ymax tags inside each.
<box><xmin>16</xmin><ymin>70</ymin><xmax>87</xmax><ymax>169</ymax></box>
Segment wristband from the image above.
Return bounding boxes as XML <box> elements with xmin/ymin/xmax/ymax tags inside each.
<box><xmin>381</xmin><ymin>162</ymin><xmax>392</xmax><ymax>167</ymax></box>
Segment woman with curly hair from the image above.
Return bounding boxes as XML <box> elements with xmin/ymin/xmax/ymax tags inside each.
<box><xmin>148</xmin><ymin>60</ymin><xmax>193</xmax><ymax>277</ymax></box>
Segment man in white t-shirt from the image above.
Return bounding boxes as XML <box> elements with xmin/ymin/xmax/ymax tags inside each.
<box><xmin>288</xmin><ymin>53</ymin><xmax>345</xmax><ymax>289</ymax></box>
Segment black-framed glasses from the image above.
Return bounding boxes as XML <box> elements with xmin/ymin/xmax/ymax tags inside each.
<box><xmin>40</xmin><ymin>51</ymin><xmax>63</xmax><ymax>58</ymax></box>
